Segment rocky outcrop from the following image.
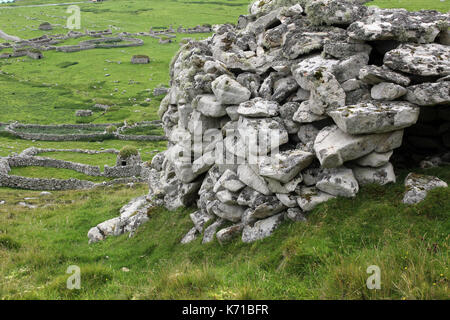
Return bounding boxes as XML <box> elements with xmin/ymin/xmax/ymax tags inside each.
<box><xmin>145</xmin><ymin>0</ymin><xmax>449</xmax><ymax>244</ymax></box>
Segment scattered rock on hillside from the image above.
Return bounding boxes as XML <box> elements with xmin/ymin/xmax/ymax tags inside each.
<box><xmin>403</xmin><ymin>173</ymin><xmax>448</xmax><ymax>205</ymax></box>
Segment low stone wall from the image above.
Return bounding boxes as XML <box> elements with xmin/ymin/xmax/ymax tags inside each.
<box><xmin>0</xmin><ymin>147</ymin><xmax>150</xmax><ymax>190</ymax></box>
<box><xmin>104</xmin><ymin>164</ymin><xmax>142</xmax><ymax>178</ymax></box>
<box><xmin>0</xmin><ymin>174</ymin><xmax>95</xmax><ymax>191</ymax></box>
<box><xmin>19</xmin><ymin>147</ymin><xmax>119</xmax><ymax>157</ymax></box>
<box><xmin>0</xmin><ymin>158</ymin><xmax>11</xmax><ymax>175</ymax></box>
<box><xmin>5</xmin><ymin>122</ymin><xmax>167</xmax><ymax>142</ymax></box>
<box><xmin>7</xmin><ymin>156</ymin><xmax>103</xmax><ymax>177</ymax></box>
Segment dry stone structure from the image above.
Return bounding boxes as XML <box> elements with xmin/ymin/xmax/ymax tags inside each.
<box><xmin>143</xmin><ymin>0</ymin><xmax>450</xmax><ymax>244</ymax></box>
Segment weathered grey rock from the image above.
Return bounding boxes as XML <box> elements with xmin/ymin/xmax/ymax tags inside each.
<box><xmin>217</xmin><ymin>169</ymin><xmax>246</xmax><ymax>192</ymax></box>
<box><xmin>355</xmin><ymin>150</ymin><xmax>393</xmax><ymax>167</ymax></box>
<box><xmin>307</xmin><ymin>69</ymin><xmax>346</xmax><ymax>115</ymax></box>
<box><xmin>216</xmin><ymin>189</ymin><xmax>239</xmax><ymax>205</ymax></box>
<box><xmin>359</xmin><ymin>65</ymin><xmax>410</xmax><ymax>86</ymax></box>
<box><xmin>242</xmin><ymin>213</ymin><xmax>284</xmax><ymax>243</ymax></box>
<box><xmin>258</xmin><ymin>149</ymin><xmax>314</xmax><ymax>183</ymax></box>
<box><xmin>306</xmin><ymin>0</ymin><xmax>368</xmax><ymax>26</ymax></box>
<box><xmin>272</xmin><ymin>76</ymin><xmax>299</xmax><ymax>102</ymax></box>
<box><xmin>352</xmin><ymin>163</ymin><xmax>396</xmax><ymax>186</ymax></box>
<box><xmin>384</xmin><ymin>44</ymin><xmax>450</xmax><ymax>77</ymax></box>
<box><xmin>406</xmin><ymin>82</ymin><xmax>450</xmax><ymax>107</ymax></box>
<box><xmin>88</xmin><ymin>196</ymin><xmax>152</xmax><ymax>244</ymax></box>
<box><xmin>194</xmin><ymin>94</ymin><xmax>227</xmax><ymax>117</ymax></box>
<box><xmin>237</xmin><ymin>98</ymin><xmax>279</xmax><ymax>117</ymax></box>
<box><xmin>282</xmin><ymin>30</ymin><xmax>328</xmax><ymax>60</ymax></box>
<box><xmin>276</xmin><ymin>193</ymin><xmax>298</xmax><ymax>208</ymax></box>
<box><xmin>216</xmin><ymin>224</ymin><xmax>244</xmax><ymax>244</ymax></box>
<box><xmin>237</xmin><ymin>164</ymin><xmax>272</xmax><ymax>196</ymax></box>
<box><xmin>285</xmin><ymin>208</ymin><xmax>307</xmax><ymax>222</ymax></box>
<box><xmin>324</xmin><ymin>42</ymin><xmax>372</xmax><ymax>60</ymax></box>
<box><xmin>181</xmin><ymin>227</ymin><xmax>199</xmax><ymax>244</ymax></box>
<box><xmin>403</xmin><ymin>173</ymin><xmax>448</xmax><ymax>205</ymax></box>
<box><xmin>348</xmin><ymin>8</ymin><xmax>449</xmax><ymax>43</ymax></box>
<box><xmin>190</xmin><ymin>210</ymin><xmax>214</xmax><ymax>232</ymax></box>
<box><xmin>332</xmin><ymin>53</ymin><xmax>370</xmax><ymax>83</ymax></box>
<box><xmin>316</xmin><ymin>167</ymin><xmax>359</xmax><ymax>197</ymax></box>
<box><xmin>209</xmin><ymin>200</ymin><xmax>246</xmax><ymax>222</ymax></box>
<box><xmin>297</xmin><ymin>124</ymin><xmax>320</xmax><ymax>145</ymax></box>
<box><xmin>292</xmin><ymin>101</ymin><xmax>328</xmax><ymax>123</ymax></box>
<box><xmin>237</xmin><ymin>117</ymin><xmax>289</xmax><ymax>156</ymax></box>
<box><xmin>292</xmin><ymin>55</ymin><xmax>339</xmax><ymax>90</ymax></box>
<box><xmin>297</xmin><ymin>186</ymin><xmax>336</xmax><ymax>212</ymax></box>
<box><xmin>371</xmin><ymin>83</ymin><xmax>407</xmax><ymax>100</ymax></box>
<box><xmin>236</xmin><ymin>72</ymin><xmax>261</xmax><ymax>98</ymax></box>
<box><xmin>279</xmin><ymin>102</ymin><xmax>301</xmax><ymax>134</ymax></box>
<box><xmin>212</xmin><ymin>75</ymin><xmax>251</xmax><ymax>105</ymax></box>
<box><xmin>328</xmin><ymin>101</ymin><xmax>420</xmax><ymax>134</ymax></box>
<box><xmin>192</xmin><ymin>151</ymin><xmax>216</xmax><ymax>176</ymax></box>
<box><xmin>202</xmin><ymin>218</ymin><xmax>226</xmax><ymax>244</ymax></box>
<box><xmin>314</xmin><ymin>125</ymin><xmax>403</xmax><ymax>168</ymax></box>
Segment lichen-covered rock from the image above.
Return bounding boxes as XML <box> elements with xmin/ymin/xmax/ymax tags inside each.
<box><xmin>406</xmin><ymin>82</ymin><xmax>450</xmax><ymax>106</ymax></box>
<box><xmin>352</xmin><ymin>162</ymin><xmax>396</xmax><ymax>186</ymax></box>
<box><xmin>348</xmin><ymin>8</ymin><xmax>449</xmax><ymax>43</ymax></box>
<box><xmin>384</xmin><ymin>43</ymin><xmax>450</xmax><ymax>77</ymax></box>
<box><xmin>242</xmin><ymin>213</ymin><xmax>284</xmax><ymax>243</ymax></box>
<box><xmin>212</xmin><ymin>75</ymin><xmax>251</xmax><ymax>104</ymax></box>
<box><xmin>194</xmin><ymin>94</ymin><xmax>227</xmax><ymax>117</ymax></box>
<box><xmin>237</xmin><ymin>98</ymin><xmax>279</xmax><ymax>117</ymax></box>
<box><xmin>314</xmin><ymin>125</ymin><xmax>403</xmax><ymax>168</ymax></box>
<box><xmin>328</xmin><ymin>101</ymin><xmax>420</xmax><ymax>134</ymax></box>
<box><xmin>403</xmin><ymin>173</ymin><xmax>448</xmax><ymax>205</ymax></box>
<box><xmin>296</xmin><ymin>186</ymin><xmax>336</xmax><ymax>212</ymax></box>
<box><xmin>315</xmin><ymin>167</ymin><xmax>359</xmax><ymax>197</ymax></box>
<box><xmin>371</xmin><ymin>83</ymin><xmax>407</xmax><ymax>101</ymax></box>
<box><xmin>258</xmin><ymin>149</ymin><xmax>314</xmax><ymax>183</ymax></box>
<box><xmin>359</xmin><ymin>65</ymin><xmax>411</xmax><ymax>86</ymax></box>
<box><xmin>306</xmin><ymin>0</ymin><xmax>368</xmax><ymax>26</ymax></box>
<box><xmin>355</xmin><ymin>150</ymin><xmax>393</xmax><ymax>168</ymax></box>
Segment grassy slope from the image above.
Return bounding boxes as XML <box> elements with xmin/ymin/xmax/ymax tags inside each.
<box><xmin>0</xmin><ymin>0</ymin><xmax>249</xmax><ymax>124</ymax></box>
<box><xmin>0</xmin><ymin>0</ymin><xmax>449</xmax><ymax>300</ymax></box>
<box><xmin>0</xmin><ymin>167</ymin><xmax>448</xmax><ymax>299</ymax></box>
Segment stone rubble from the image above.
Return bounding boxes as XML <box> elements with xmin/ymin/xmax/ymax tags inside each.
<box><xmin>143</xmin><ymin>0</ymin><xmax>449</xmax><ymax>244</ymax></box>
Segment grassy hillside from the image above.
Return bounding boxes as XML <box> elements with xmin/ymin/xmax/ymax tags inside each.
<box><xmin>0</xmin><ymin>0</ymin><xmax>449</xmax><ymax>300</ymax></box>
<box><xmin>0</xmin><ymin>167</ymin><xmax>448</xmax><ymax>299</ymax></box>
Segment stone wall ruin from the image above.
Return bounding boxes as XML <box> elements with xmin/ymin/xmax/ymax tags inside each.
<box><xmin>145</xmin><ymin>0</ymin><xmax>450</xmax><ymax>244</ymax></box>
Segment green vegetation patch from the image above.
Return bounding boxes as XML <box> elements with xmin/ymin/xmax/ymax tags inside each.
<box><xmin>9</xmin><ymin>166</ymin><xmax>114</xmax><ymax>183</ymax></box>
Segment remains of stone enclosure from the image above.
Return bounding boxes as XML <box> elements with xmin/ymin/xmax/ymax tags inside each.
<box><xmin>138</xmin><ymin>0</ymin><xmax>450</xmax><ymax>244</ymax></box>
<box><xmin>0</xmin><ymin>147</ymin><xmax>151</xmax><ymax>191</ymax></box>
<box><xmin>0</xmin><ymin>29</ymin><xmax>143</xmax><ymax>58</ymax></box>
<box><xmin>4</xmin><ymin>121</ymin><xmax>167</xmax><ymax>142</ymax></box>
<box><xmin>131</xmin><ymin>55</ymin><xmax>150</xmax><ymax>64</ymax></box>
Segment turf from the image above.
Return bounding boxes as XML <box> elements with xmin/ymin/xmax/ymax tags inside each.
<box><xmin>0</xmin><ymin>0</ymin><xmax>449</xmax><ymax>300</ymax></box>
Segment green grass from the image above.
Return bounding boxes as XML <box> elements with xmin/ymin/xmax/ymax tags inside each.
<box><xmin>0</xmin><ymin>135</ymin><xmax>167</xmax><ymax>164</ymax></box>
<box><xmin>0</xmin><ymin>0</ymin><xmax>449</xmax><ymax>300</ymax></box>
<box><xmin>0</xmin><ymin>0</ymin><xmax>250</xmax><ymax>125</ymax></box>
<box><xmin>369</xmin><ymin>0</ymin><xmax>450</xmax><ymax>11</ymax></box>
<box><xmin>121</xmin><ymin>124</ymin><xmax>165</xmax><ymax>136</ymax></box>
<box><xmin>38</xmin><ymin>151</ymin><xmax>118</xmax><ymax>168</ymax></box>
<box><xmin>0</xmin><ymin>167</ymin><xmax>448</xmax><ymax>299</ymax></box>
<box><xmin>8</xmin><ymin>166</ymin><xmax>115</xmax><ymax>182</ymax></box>
<box><xmin>13</xmin><ymin>126</ymin><xmax>108</xmax><ymax>135</ymax></box>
